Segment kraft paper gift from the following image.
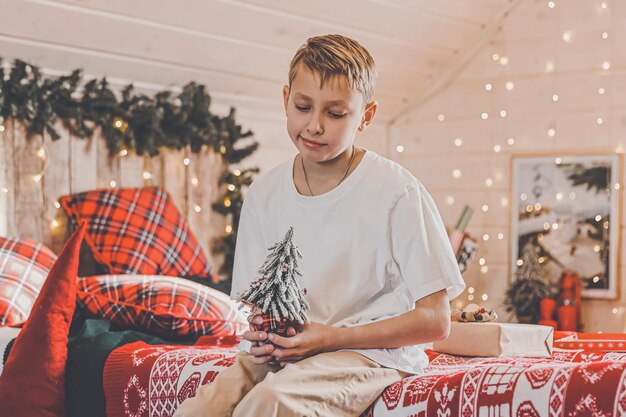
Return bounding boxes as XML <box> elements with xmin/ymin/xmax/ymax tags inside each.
<box><xmin>433</xmin><ymin>322</ymin><xmax>554</xmax><ymax>358</ymax></box>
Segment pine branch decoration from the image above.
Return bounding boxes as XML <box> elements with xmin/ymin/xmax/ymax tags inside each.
<box><xmin>0</xmin><ymin>58</ymin><xmax>259</xmax><ymax>160</ymax></box>
<box><xmin>237</xmin><ymin>227</ymin><xmax>310</xmax><ymax>325</ymax></box>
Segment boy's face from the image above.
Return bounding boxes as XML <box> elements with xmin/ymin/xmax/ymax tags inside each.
<box><xmin>282</xmin><ymin>65</ymin><xmax>376</xmax><ymax>163</ymax></box>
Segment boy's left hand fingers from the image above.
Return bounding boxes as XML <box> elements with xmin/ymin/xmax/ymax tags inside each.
<box><xmin>268</xmin><ymin>333</ymin><xmax>296</xmax><ymax>348</ymax></box>
<box><xmin>286</xmin><ymin>327</ymin><xmax>297</xmax><ymax>337</ymax></box>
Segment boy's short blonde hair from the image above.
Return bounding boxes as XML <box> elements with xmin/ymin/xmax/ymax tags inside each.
<box><xmin>288</xmin><ymin>34</ymin><xmax>377</xmax><ymax>104</ymax></box>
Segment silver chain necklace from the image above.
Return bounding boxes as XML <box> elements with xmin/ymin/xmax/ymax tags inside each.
<box><xmin>301</xmin><ymin>145</ymin><xmax>356</xmax><ymax>196</ymax></box>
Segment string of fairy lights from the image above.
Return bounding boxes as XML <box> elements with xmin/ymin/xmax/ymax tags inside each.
<box><xmin>392</xmin><ymin>0</ymin><xmax>618</xmax><ymax>314</ymax></box>
<box><xmin>1</xmin><ymin>123</ymin><xmax>252</xmax><ymax>279</ymax></box>
<box><xmin>0</xmin><ymin>131</ymin><xmax>244</xmax><ymax>231</ymax></box>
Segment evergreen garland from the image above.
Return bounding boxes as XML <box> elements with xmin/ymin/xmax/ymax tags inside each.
<box><xmin>0</xmin><ymin>58</ymin><xmax>258</xmax><ymax>280</ymax></box>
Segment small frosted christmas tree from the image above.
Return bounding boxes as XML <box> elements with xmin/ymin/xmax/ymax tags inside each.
<box><xmin>237</xmin><ymin>227</ymin><xmax>309</xmax><ymax>337</ymax></box>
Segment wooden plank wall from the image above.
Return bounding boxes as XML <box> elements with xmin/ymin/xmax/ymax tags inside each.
<box><xmin>0</xmin><ymin>122</ymin><xmax>227</xmax><ymax>278</ymax></box>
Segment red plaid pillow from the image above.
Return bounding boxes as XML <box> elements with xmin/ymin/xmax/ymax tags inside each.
<box><xmin>0</xmin><ymin>237</ymin><xmax>57</xmax><ymax>326</ymax></box>
<box><xmin>59</xmin><ymin>187</ymin><xmax>212</xmax><ymax>279</ymax></box>
<box><xmin>76</xmin><ymin>275</ymin><xmax>248</xmax><ymax>340</ymax></box>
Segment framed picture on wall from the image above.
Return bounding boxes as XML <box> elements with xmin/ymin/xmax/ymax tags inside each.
<box><xmin>510</xmin><ymin>153</ymin><xmax>622</xmax><ymax>299</ymax></box>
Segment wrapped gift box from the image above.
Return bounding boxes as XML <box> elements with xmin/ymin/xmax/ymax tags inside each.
<box><xmin>433</xmin><ymin>322</ymin><xmax>554</xmax><ymax>358</ymax></box>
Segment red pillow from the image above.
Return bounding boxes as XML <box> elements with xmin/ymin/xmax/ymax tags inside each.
<box><xmin>77</xmin><ymin>275</ymin><xmax>248</xmax><ymax>340</ymax></box>
<box><xmin>0</xmin><ymin>237</ymin><xmax>57</xmax><ymax>326</ymax></box>
<box><xmin>0</xmin><ymin>223</ymin><xmax>86</xmax><ymax>417</ymax></box>
<box><xmin>59</xmin><ymin>187</ymin><xmax>213</xmax><ymax>279</ymax></box>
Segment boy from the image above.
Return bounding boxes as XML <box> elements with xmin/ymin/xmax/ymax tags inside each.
<box><xmin>175</xmin><ymin>34</ymin><xmax>465</xmax><ymax>417</ymax></box>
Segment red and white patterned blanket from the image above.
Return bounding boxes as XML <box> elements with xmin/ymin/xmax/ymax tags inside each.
<box><xmin>103</xmin><ymin>341</ymin><xmax>626</xmax><ymax>417</ymax></box>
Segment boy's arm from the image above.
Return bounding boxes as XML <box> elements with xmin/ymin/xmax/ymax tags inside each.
<box><xmin>266</xmin><ymin>289</ymin><xmax>450</xmax><ymax>362</ymax></box>
<box><xmin>332</xmin><ymin>289</ymin><xmax>450</xmax><ymax>350</ymax></box>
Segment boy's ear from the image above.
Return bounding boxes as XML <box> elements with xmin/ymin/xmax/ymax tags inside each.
<box><xmin>282</xmin><ymin>85</ymin><xmax>290</xmax><ymax>114</ymax></box>
<box><xmin>358</xmin><ymin>101</ymin><xmax>378</xmax><ymax>132</ymax></box>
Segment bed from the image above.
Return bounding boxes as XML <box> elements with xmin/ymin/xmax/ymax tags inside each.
<box><xmin>5</xmin><ymin>314</ymin><xmax>626</xmax><ymax>417</ymax></box>
<box><xmin>2</xmin><ymin>186</ymin><xmax>626</xmax><ymax>417</ymax></box>
<box><xmin>98</xmin><ymin>335</ymin><xmax>626</xmax><ymax>417</ymax></box>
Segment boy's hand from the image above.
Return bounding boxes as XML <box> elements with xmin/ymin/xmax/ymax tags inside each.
<box><xmin>243</xmin><ymin>314</ymin><xmax>297</xmax><ymax>365</ymax></box>
<box><xmin>268</xmin><ymin>322</ymin><xmax>336</xmax><ymax>364</ymax></box>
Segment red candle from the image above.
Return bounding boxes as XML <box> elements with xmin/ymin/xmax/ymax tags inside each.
<box><xmin>540</xmin><ymin>298</ymin><xmax>557</xmax><ymax>321</ymax></box>
<box><xmin>558</xmin><ymin>305</ymin><xmax>577</xmax><ymax>331</ymax></box>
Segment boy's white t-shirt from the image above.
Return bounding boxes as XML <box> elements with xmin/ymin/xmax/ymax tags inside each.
<box><xmin>230</xmin><ymin>150</ymin><xmax>465</xmax><ymax>374</ymax></box>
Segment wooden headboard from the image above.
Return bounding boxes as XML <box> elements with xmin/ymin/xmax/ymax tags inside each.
<box><xmin>0</xmin><ymin>120</ymin><xmax>228</xmax><ymax>275</ymax></box>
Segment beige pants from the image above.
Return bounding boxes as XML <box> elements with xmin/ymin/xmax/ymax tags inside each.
<box><xmin>173</xmin><ymin>350</ymin><xmax>406</xmax><ymax>417</ymax></box>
